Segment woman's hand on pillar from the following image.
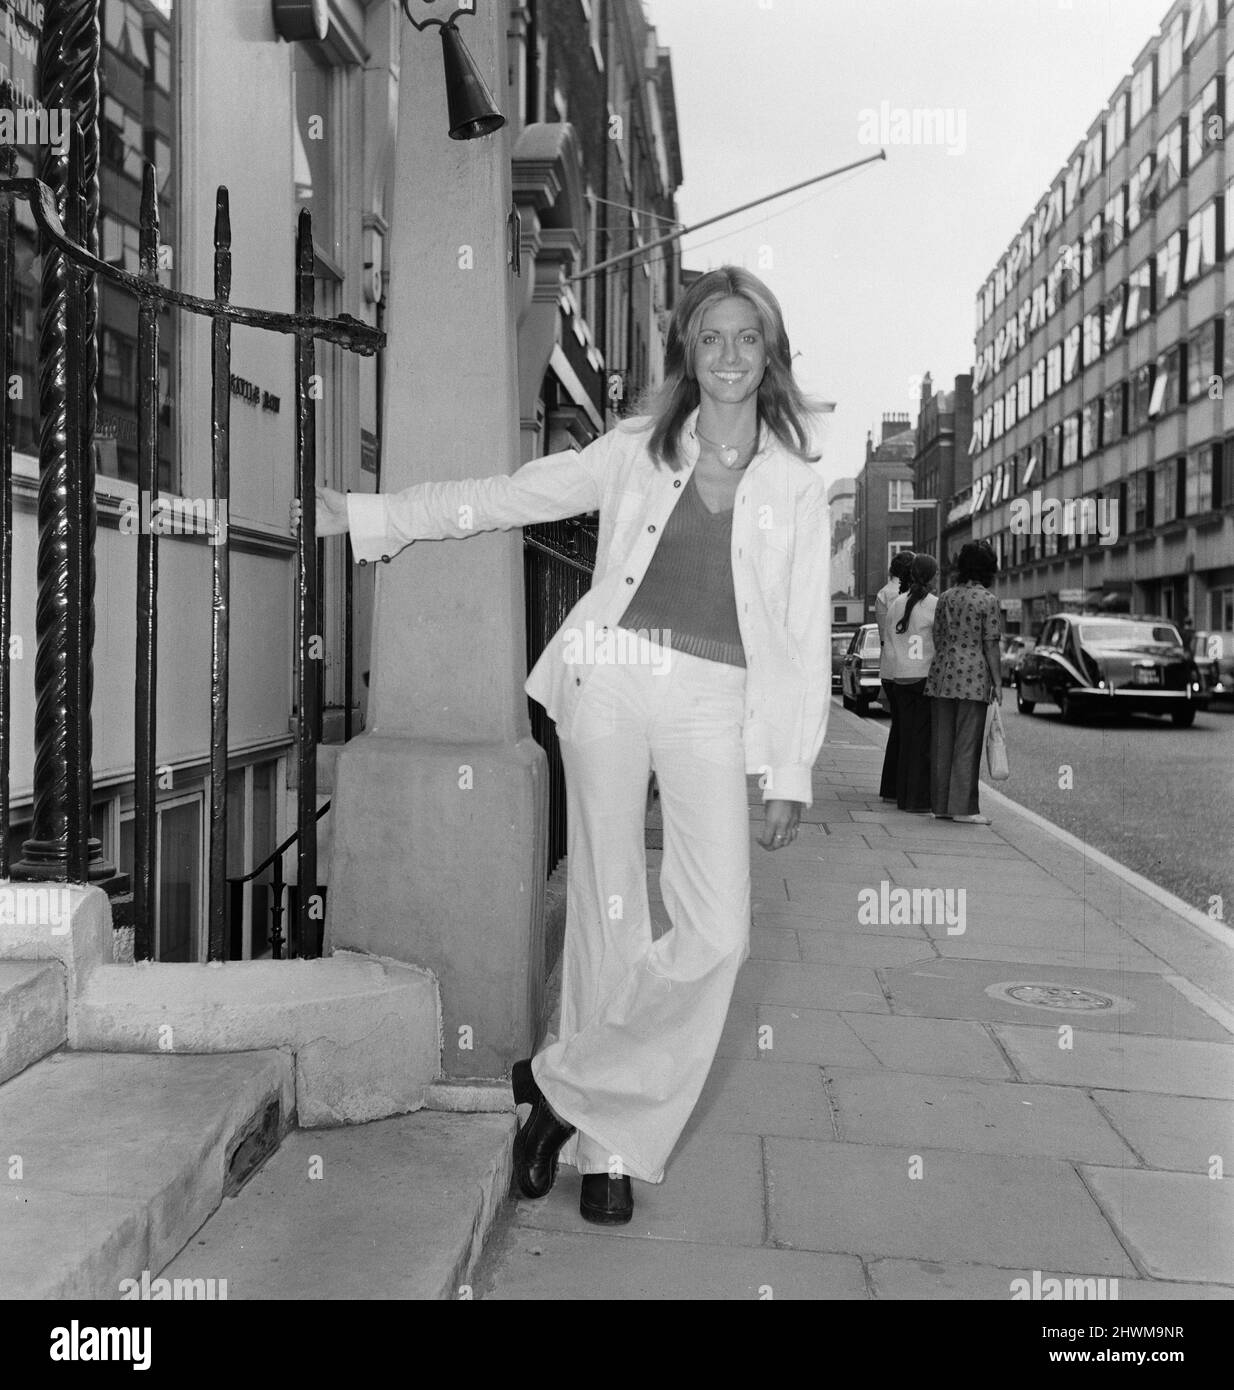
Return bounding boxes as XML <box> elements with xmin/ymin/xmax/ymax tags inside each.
<box><xmin>759</xmin><ymin>799</ymin><xmax>801</xmax><ymax>851</ymax></box>
<box><xmin>289</xmin><ymin>485</ymin><xmax>350</xmax><ymax>538</ymax></box>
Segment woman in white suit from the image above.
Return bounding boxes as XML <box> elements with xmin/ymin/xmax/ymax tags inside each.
<box><xmin>305</xmin><ymin>267</ymin><xmax>832</xmax><ymax>1226</ymax></box>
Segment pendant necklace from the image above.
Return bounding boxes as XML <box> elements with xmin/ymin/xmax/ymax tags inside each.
<box><xmin>696</xmin><ymin>425</ymin><xmax>757</xmax><ymax>469</ymax></box>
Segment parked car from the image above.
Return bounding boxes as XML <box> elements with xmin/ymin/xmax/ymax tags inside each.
<box><xmin>1189</xmin><ymin>630</ymin><xmax>1234</xmax><ymax>707</ymax></box>
<box><xmin>999</xmin><ymin>634</ymin><xmax>1036</xmax><ymax>683</ymax></box>
<box><xmin>1014</xmin><ymin>613</ymin><xmax>1207</xmax><ymax>726</ymax></box>
<box><xmin>840</xmin><ymin>623</ymin><xmax>883</xmax><ymax>715</ymax></box>
<box><xmin>831</xmin><ymin>625</ymin><xmax>860</xmax><ymax>692</ymax></box>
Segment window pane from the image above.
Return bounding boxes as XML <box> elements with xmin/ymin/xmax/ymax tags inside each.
<box><xmin>158</xmin><ymin>800</ymin><xmax>201</xmax><ymax>963</ymax></box>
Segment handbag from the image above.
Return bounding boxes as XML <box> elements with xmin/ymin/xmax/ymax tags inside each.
<box><xmin>985</xmin><ymin>699</ymin><xmax>1010</xmax><ymax>780</ymax></box>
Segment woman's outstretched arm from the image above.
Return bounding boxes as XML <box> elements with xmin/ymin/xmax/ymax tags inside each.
<box><xmin>302</xmin><ymin>438</ymin><xmax>610</xmax><ymax>563</ymax></box>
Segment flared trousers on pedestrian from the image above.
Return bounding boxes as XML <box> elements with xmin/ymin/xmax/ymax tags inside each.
<box><xmin>532</xmin><ymin>633</ymin><xmax>751</xmax><ymax>1184</ymax></box>
<box><xmin>930</xmin><ymin>695</ymin><xmax>986</xmax><ymax>817</ymax></box>
<box><xmin>888</xmin><ymin>679</ymin><xmax>931</xmax><ymax>811</ymax></box>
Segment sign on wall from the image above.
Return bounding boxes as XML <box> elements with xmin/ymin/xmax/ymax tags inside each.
<box><xmin>0</xmin><ymin>0</ymin><xmax>41</xmax><ymax>111</ymax></box>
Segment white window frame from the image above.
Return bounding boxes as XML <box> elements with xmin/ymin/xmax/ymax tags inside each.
<box><xmin>888</xmin><ymin>480</ymin><xmax>915</xmax><ymax>511</ymax></box>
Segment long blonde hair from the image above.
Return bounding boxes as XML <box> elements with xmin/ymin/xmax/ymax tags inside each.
<box><xmin>630</xmin><ymin>266</ymin><xmax>824</xmax><ymax>470</ymax></box>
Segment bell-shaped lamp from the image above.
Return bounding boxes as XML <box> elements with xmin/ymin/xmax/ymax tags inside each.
<box><xmin>439</xmin><ymin>21</ymin><xmax>507</xmax><ymax>141</ymax></box>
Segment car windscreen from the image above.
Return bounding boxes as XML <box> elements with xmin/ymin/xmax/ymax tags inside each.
<box><xmin>1078</xmin><ymin>622</ymin><xmax>1181</xmax><ymax>647</ymax></box>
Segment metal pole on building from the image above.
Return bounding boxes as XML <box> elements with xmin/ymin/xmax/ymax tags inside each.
<box><xmin>569</xmin><ymin>151</ymin><xmax>887</xmax><ymax>283</ymax></box>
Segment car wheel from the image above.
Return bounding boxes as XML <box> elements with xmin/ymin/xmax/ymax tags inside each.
<box><xmin>1015</xmin><ymin>680</ymin><xmax>1035</xmax><ymax>715</ymax></box>
<box><xmin>1171</xmin><ymin>707</ymin><xmax>1196</xmax><ymax>728</ymax></box>
<box><xmin>855</xmin><ymin>699</ymin><xmax>869</xmax><ymax>717</ymax></box>
<box><xmin>1058</xmin><ymin>689</ymin><xmax>1080</xmax><ymax>723</ymax></box>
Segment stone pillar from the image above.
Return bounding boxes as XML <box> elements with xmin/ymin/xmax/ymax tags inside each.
<box><xmin>325</xmin><ymin>6</ymin><xmax>548</xmax><ymax>1079</ymax></box>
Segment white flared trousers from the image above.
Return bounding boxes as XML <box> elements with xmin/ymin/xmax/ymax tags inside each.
<box><xmin>532</xmin><ymin>634</ymin><xmax>751</xmax><ymax>1184</ymax></box>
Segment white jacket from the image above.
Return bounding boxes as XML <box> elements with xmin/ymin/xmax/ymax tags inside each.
<box><xmin>345</xmin><ymin>408</ymin><xmax>832</xmax><ymax>807</ymax></box>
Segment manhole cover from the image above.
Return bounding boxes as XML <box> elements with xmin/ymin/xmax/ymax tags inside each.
<box><xmin>985</xmin><ymin>981</ymin><xmax>1134</xmax><ymax>1015</ymax></box>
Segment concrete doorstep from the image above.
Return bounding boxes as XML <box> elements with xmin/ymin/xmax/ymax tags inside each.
<box><xmin>0</xmin><ymin>1049</ymin><xmax>294</xmax><ymax>1300</ymax></box>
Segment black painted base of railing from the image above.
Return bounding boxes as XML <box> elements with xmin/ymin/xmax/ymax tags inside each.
<box><xmin>8</xmin><ymin>836</ymin><xmax>126</xmax><ymax>892</ymax></box>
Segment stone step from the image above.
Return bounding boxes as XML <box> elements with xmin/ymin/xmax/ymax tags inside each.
<box><xmin>0</xmin><ymin>1048</ymin><xmax>293</xmax><ymax>1299</ymax></box>
<box><xmin>160</xmin><ymin>1109</ymin><xmax>516</xmax><ymax>1300</ymax></box>
<box><xmin>72</xmin><ymin>953</ymin><xmax>440</xmax><ymax>1127</ymax></box>
<box><xmin>0</xmin><ymin>960</ymin><xmax>66</xmax><ymax>1086</ymax></box>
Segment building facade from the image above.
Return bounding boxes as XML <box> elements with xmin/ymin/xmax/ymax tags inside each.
<box><xmin>510</xmin><ymin>0</ymin><xmax>681</xmax><ymax>460</ymax></box>
<box><xmin>827</xmin><ymin>475</ymin><xmax>857</xmax><ymax>600</ymax></box>
<box><xmin>911</xmin><ymin>370</ymin><xmax>973</xmax><ymax>582</ymax></box>
<box><xmin>853</xmin><ymin>413</ymin><xmax>916</xmax><ymax>616</ymax></box>
<box><xmin>970</xmin><ymin>0</ymin><xmax>1234</xmax><ymax>638</ymax></box>
<box><xmin>2</xmin><ymin>0</ymin><xmax>681</xmax><ymax>961</ymax></box>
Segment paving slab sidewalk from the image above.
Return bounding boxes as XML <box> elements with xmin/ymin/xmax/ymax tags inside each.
<box><xmin>474</xmin><ymin>702</ymin><xmax>1234</xmax><ymax>1301</ymax></box>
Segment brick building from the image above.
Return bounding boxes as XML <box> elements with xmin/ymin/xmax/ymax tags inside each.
<box><xmin>853</xmin><ymin>413</ymin><xmax>916</xmax><ymax>617</ymax></box>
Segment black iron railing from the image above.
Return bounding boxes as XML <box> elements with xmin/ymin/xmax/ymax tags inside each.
<box><xmin>0</xmin><ymin>147</ymin><xmax>383</xmax><ymax>959</ymax></box>
<box><xmin>227</xmin><ymin>799</ymin><xmax>332</xmax><ymax>960</ymax></box>
<box><xmin>523</xmin><ymin>513</ymin><xmax>597</xmax><ymax>876</ymax></box>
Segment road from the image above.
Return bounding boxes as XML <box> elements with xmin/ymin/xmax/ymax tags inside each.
<box><xmin>848</xmin><ymin>693</ymin><xmax>1234</xmax><ymax>923</ymax></box>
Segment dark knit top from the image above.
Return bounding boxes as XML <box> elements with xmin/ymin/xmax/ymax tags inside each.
<box><xmin>617</xmin><ymin>468</ymin><xmax>746</xmax><ymax>668</ymax></box>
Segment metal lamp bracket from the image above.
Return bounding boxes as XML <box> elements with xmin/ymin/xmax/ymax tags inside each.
<box><xmin>402</xmin><ymin>0</ymin><xmax>476</xmax><ymax>30</ymax></box>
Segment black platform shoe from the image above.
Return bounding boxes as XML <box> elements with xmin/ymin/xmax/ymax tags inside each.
<box><xmin>579</xmin><ymin>1174</ymin><xmax>634</xmax><ymax>1225</ymax></box>
<box><xmin>511</xmin><ymin>1059</ymin><xmax>576</xmax><ymax>1200</ymax></box>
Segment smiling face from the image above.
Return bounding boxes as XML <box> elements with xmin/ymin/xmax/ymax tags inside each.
<box><xmin>691</xmin><ymin>296</ymin><xmax>768</xmax><ymax>412</ymax></box>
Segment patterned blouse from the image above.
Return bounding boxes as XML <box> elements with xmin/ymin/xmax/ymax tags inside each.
<box><xmin>924</xmin><ymin>581</ymin><xmax>1002</xmax><ymax>701</ymax></box>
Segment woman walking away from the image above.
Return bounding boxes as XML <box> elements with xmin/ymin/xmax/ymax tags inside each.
<box><xmin>924</xmin><ymin>541</ymin><xmax>1002</xmax><ymax>824</ymax></box>
<box><xmin>876</xmin><ymin>550</ymin><xmax>914</xmax><ymax>800</ymax></box>
<box><xmin>884</xmin><ymin>553</ymin><xmax>938</xmax><ymax>813</ymax></box>
<box><xmin>301</xmin><ymin>266</ymin><xmax>832</xmax><ymax>1227</ymax></box>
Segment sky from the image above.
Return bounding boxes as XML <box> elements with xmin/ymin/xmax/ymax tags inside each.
<box><xmin>644</xmin><ymin>0</ymin><xmax>1174</xmax><ymax>490</ymax></box>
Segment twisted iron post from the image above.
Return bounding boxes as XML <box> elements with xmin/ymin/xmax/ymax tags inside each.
<box><xmin>12</xmin><ymin>0</ymin><xmax>117</xmax><ymax>884</ymax></box>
